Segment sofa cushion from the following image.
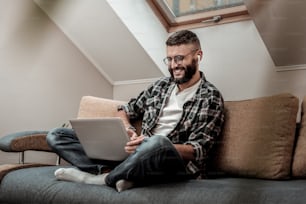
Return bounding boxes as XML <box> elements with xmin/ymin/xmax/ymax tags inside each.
<box><xmin>292</xmin><ymin>96</ymin><xmax>306</xmax><ymax>177</ymax></box>
<box><xmin>211</xmin><ymin>93</ymin><xmax>298</xmax><ymax>179</ymax></box>
<box><xmin>2</xmin><ymin>166</ymin><xmax>306</xmax><ymax>204</ymax></box>
<box><xmin>0</xmin><ymin>163</ymin><xmax>50</xmax><ymax>182</ymax></box>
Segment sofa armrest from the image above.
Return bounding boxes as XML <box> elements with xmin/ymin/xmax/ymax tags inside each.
<box><xmin>0</xmin><ymin>131</ymin><xmax>51</xmax><ymax>152</ymax></box>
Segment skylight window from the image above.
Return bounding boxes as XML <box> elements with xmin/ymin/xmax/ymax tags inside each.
<box><xmin>148</xmin><ymin>0</ymin><xmax>250</xmax><ymax>32</ymax></box>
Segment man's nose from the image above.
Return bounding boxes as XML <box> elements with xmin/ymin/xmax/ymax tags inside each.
<box><xmin>170</xmin><ymin>59</ymin><xmax>179</xmax><ymax>68</ymax></box>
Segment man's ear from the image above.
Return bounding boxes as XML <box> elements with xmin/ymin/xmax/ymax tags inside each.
<box><xmin>197</xmin><ymin>50</ymin><xmax>203</xmax><ymax>62</ymax></box>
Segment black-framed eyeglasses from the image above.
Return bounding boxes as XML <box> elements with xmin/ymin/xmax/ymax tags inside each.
<box><xmin>163</xmin><ymin>49</ymin><xmax>198</xmax><ymax>66</ymax></box>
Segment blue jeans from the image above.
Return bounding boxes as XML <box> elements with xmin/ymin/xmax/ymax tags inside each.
<box><xmin>46</xmin><ymin>128</ymin><xmax>190</xmax><ymax>187</ymax></box>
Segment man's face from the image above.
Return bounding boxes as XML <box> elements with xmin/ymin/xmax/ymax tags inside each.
<box><xmin>168</xmin><ymin>59</ymin><xmax>197</xmax><ymax>84</ymax></box>
<box><xmin>166</xmin><ymin>45</ymin><xmax>198</xmax><ymax>84</ymax></box>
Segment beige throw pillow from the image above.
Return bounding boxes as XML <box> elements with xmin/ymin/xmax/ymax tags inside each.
<box><xmin>292</xmin><ymin>96</ymin><xmax>306</xmax><ymax>177</ymax></box>
<box><xmin>77</xmin><ymin>96</ymin><xmax>142</xmax><ymax>135</ymax></box>
<box><xmin>212</xmin><ymin>93</ymin><xmax>298</xmax><ymax>179</ymax></box>
<box><xmin>77</xmin><ymin>96</ymin><xmax>125</xmax><ymax>118</ymax></box>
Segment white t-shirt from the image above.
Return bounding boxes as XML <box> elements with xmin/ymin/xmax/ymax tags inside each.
<box><xmin>152</xmin><ymin>80</ymin><xmax>201</xmax><ymax>136</ymax></box>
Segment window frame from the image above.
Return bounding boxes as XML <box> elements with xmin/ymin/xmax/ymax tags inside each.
<box><xmin>147</xmin><ymin>0</ymin><xmax>250</xmax><ymax>32</ymax></box>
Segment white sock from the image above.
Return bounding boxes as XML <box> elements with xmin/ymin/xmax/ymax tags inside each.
<box><xmin>83</xmin><ymin>173</ymin><xmax>108</xmax><ymax>185</ymax></box>
<box><xmin>115</xmin><ymin>179</ymin><xmax>134</xmax><ymax>192</ymax></box>
<box><xmin>55</xmin><ymin>168</ymin><xmax>108</xmax><ymax>185</ymax></box>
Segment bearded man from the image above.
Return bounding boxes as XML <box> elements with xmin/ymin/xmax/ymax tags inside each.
<box><xmin>47</xmin><ymin>30</ymin><xmax>225</xmax><ymax>192</ymax></box>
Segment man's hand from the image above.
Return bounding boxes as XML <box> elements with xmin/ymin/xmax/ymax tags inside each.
<box><xmin>125</xmin><ymin>135</ymin><xmax>146</xmax><ymax>154</ymax></box>
<box><xmin>126</xmin><ymin>128</ymin><xmax>137</xmax><ymax>138</ymax></box>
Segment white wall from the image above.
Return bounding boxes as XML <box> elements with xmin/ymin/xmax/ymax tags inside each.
<box><xmin>108</xmin><ymin>0</ymin><xmax>167</xmax><ymax>101</ymax></box>
<box><xmin>34</xmin><ymin>0</ymin><xmax>163</xmax><ymax>85</ymax></box>
<box><xmin>0</xmin><ymin>0</ymin><xmax>112</xmax><ymax>163</ymax></box>
<box><xmin>194</xmin><ymin>20</ymin><xmax>306</xmax><ymax>102</ymax></box>
<box><xmin>110</xmin><ymin>0</ymin><xmax>306</xmax><ymax>105</ymax></box>
<box><xmin>113</xmin><ymin>80</ymin><xmax>155</xmax><ymax>101</ymax></box>
<box><xmin>2</xmin><ymin>0</ymin><xmax>306</xmax><ymax>164</ymax></box>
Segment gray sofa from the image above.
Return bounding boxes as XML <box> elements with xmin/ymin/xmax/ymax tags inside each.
<box><xmin>1</xmin><ymin>93</ymin><xmax>306</xmax><ymax>204</ymax></box>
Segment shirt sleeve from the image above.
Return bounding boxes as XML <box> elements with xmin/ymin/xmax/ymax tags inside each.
<box><xmin>118</xmin><ymin>77</ymin><xmax>169</xmax><ymax>121</ymax></box>
<box><xmin>184</xmin><ymin>92</ymin><xmax>224</xmax><ymax>169</ymax></box>
<box><xmin>119</xmin><ymin>84</ymin><xmax>154</xmax><ymax>120</ymax></box>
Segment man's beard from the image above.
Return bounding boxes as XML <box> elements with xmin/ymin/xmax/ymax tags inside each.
<box><xmin>168</xmin><ymin>59</ymin><xmax>197</xmax><ymax>84</ymax></box>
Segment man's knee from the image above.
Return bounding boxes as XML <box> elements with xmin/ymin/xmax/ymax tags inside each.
<box><xmin>46</xmin><ymin>127</ymin><xmax>70</xmax><ymax>147</ymax></box>
<box><xmin>149</xmin><ymin>135</ymin><xmax>172</xmax><ymax>145</ymax></box>
<box><xmin>141</xmin><ymin>135</ymin><xmax>173</xmax><ymax>151</ymax></box>
<box><xmin>46</xmin><ymin>128</ymin><xmax>59</xmax><ymax>146</ymax></box>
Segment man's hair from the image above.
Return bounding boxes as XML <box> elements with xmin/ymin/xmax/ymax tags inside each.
<box><xmin>166</xmin><ymin>30</ymin><xmax>201</xmax><ymax>49</ymax></box>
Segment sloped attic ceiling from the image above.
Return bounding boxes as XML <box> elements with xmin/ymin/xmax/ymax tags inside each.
<box><xmin>244</xmin><ymin>0</ymin><xmax>306</xmax><ymax>69</ymax></box>
<box><xmin>34</xmin><ymin>0</ymin><xmax>164</xmax><ymax>84</ymax></box>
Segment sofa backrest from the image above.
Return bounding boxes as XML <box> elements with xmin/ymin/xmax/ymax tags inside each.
<box><xmin>77</xmin><ymin>96</ymin><xmax>125</xmax><ymax>118</ymax></box>
<box><xmin>292</xmin><ymin>96</ymin><xmax>306</xmax><ymax>178</ymax></box>
<box><xmin>77</xmin><ymin>94</ymin><xmax>301</xmax><ymax>180</ymax></box>
<box><xmin>77</xmin><ymin>96</ymin><xmax>142</xmax><ymax>135</ymax></box>
<box><xmin>211</xmin><ymin>93</ymin><xmax>299</xmax><ymax>180</ymax></box>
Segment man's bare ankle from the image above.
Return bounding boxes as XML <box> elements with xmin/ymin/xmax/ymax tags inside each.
<box><xmin>115</xmin><ymin>179</ymin><xmax>134</xmax><ymax>192</ymax></box>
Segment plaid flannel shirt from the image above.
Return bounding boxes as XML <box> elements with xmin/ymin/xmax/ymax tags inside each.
<box><xmin>121</xmin><ymin>72</ymin><xmax>224</xmax><ymax>178</ymax></box>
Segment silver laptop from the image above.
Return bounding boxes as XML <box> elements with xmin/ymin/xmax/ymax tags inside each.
<box><xmin>70</xmin><ymin>118</ymin><xmax>130</xmax><ymax>161</ymax></box>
